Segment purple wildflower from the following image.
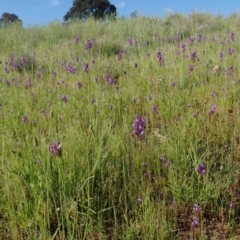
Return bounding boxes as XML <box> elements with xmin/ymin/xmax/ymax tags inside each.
<box><xmin>134</xmin><ymin>62</ymin><xmax>138</xmax><ymax>68</ymax></box>
<box><xmin>24</xmin><ymin>78</ymin><xmax>32</xmax><ymax>89</ymax></box>
<box><xmin>209</xmin><ymin>104</ymin><xmax>217</xmax><ymax>115</ymax></box>
<box><xmin>194</xmin><ymin>203</ymin><xmax>200</xmax><ymax>214</ymax></box>
<box><xmin>95</xmin><ymin>77</ymin><xmax>99</xmax><ymax>84</ymax></box>
<box><xmin>190</xmin><ymin>51</ymin><xmax>197</xmax><ymax>60</ymax></box>
<box><xmin>225</xmin><ymin>66</ymin><xmax>234</xmax><ymax>76</ymax></box>
<box><xmin>191</xmin><ymin>217</ymin><xmax>199</xmax><ymax>228</ymax></box>
<box><xmin>83</xmin><ymin>63</ymin><xmax>89</xmax><ymax>72</ymax></box>
<box><xmin>195</xmin><ymin>163</ymin><xmax>206</xmax><ymax>175</ymax></box>
<box><xmin>165</xmin><ymin>160</ymin><xmax>171</xmax><ymax>168</ymax></box>
<box><xmin>77</xmin><ymin>81</ymin><xmax>82</xmax><ymax>89</ymax></box>
<box><xmin>22</xmin><ymin>114</ymin><xmax>28</xmax><ymax>124</ymax></box>
<box><xmin>160</xmin><ymin>155</ymin><xmax>171</xmax><ymax>167</ymax></box>
<box><xmin>53</xmin><ymin>71</ymin><xmax>57</xmax><ymax>77</ymax></box>
<box><xmin>198</xmin><ymin>34</ymin><xmax>202</xmax><ymax>42</ymax></box>
<box><xmin>224</xmin><ymin>144</ymin><xmax>231</xmax><ymax>153</ymax></box>
<box><xmin>6</xmin><ymin>80</ymin><xmax>10</xmax><ymax>86</ymax></box>
<box><xmin>132</xmin><ymin>116</ymin><xmax>146</xmax><ymax>137</ymax></box>
<box><xmin>137</xmin><ymin>196</ymin><xmax>142</xmax><ymax>204</ymax></box>
<box><xmin>230</xmin><ymin>32</ymin><xmax>235</xmax><ymax>41</ymax></box>
<box><xmin>117</xmin><ymin>52</ymin><xmax>122</xmax><ymax>61</ymax></box>
<box><xmin>66</xmin><ymin>63</ymin><xmax>76</xmax><ymax>74</ymax></box>
<box><xmin>132</xmin><ymin>96</ymin><xmax>137</xmax><ymax>103</ymax></box>
<box><xmin>181</xmin><ymin>44</ymin><xmax>186</xmax><ymax>53</ymax></box>
<box><xmin>105</xmin><ymin>74</ymin><xmax>115</xmax><ymax>85</ymax></box>
<box><xmin>228</xmin><ymin>48</ymin><xmax>235</xmax><ymax>55</ymax></box>
<box><xmin>157</xmin><ymin>51</ymin><xmax>164</xmax><ymax>65</ymax></box>
<box><xmin>49</xmin><ymin>141</ymin><xmax>61</xmax><ymax>155</ymax></box>
<box><xmin>85</xmin><ymin>40</ymin><xmax>92</xmax><ymax>49</ymax></box>
<box><xmin>61</xmin><ymin>95</ymin><xmax>68</xmax><ymax>103</ymax></box>
<box><xmin>160</xmin><ymin>155</ymin><xmax>167</xmax><ymax>162</ymax></box>
<box><xmin>220</xmin><ymin>51</ymin><xmax>224</xmax><ymax>62</ymax></box>
<box><xmin>152</xmin><ymin>105</ymin><xmax>158</xmax><ymax>113</ymax></box>
<box><xmin>189</xmin><ymin>37</ymin><xmax>194</xmax><ymax>45</ymax></box>
<box><xmin>229</xmin><ymin>201</ymin><xmax>234</xmax><ymax>209</ymax></box>
<box><xmin>189</xmin><ymin>65</ymin><xmax>194</xmax><ymax>72</ymax></box>
<box><xmin>192</xmin><ymin>111</ymin><xmax>198</xmax><ymax>118</ymax></box>
<box><xmin>128</xmin><ymin>38</ymin><xmax>133</xmax><ymax>45</ymax></box>
<box><xmin>21</xmin><ymin>57</ymin><xmax>27</xmax><ymax>65</ymax></box>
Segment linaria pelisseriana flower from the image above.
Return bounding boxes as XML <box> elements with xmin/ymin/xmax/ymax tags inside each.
<box><xmin>61</xmin><ymin>95</ymin><xmax>68</xmax><ymax>103</ymax></box>
<box><xmin>195</xmin><ymin>163</ymin><xmax>206</xmax><ymax>175</ymax></box>
<box><xmin>49</xmin><ymin>141</ymin><xmax>61</xmax><ymax>155</ymax></box>
<box><xmin>191</xmin><ymin>217</ymin><xmax>199</xmax><ymax>228</ymax></box>
<box><xmin>132</xmin><ymin>116</ymin><xmax>146</xmax><ymax>137</ymax></box>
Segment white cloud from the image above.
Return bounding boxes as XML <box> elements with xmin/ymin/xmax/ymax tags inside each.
<box><xmin>117</xmin><ymin>2</ymin><xmax>125</xmax><ymax>8</ymax></box>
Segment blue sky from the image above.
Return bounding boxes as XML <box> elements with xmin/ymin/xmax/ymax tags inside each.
<box><xmin>1</xmin><ymin>0</ymin><xmax>240</xmax><ymax>26</ymax></box>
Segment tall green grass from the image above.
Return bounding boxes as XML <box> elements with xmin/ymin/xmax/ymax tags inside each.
<box><xmin>1</xmin><ymin>12</ymin><xmax>240</xmax><ymax>239</ymax></box>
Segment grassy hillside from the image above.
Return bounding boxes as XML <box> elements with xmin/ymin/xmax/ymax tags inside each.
<box><xmin>1</xmin><ymin>12</ymin><xmax>240</xmax><ymax>239</ymax></box>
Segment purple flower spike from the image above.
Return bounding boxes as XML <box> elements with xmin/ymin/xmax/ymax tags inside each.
<box><xmin>230</xmin><ymin>32</ymin><xmax>235</xmax><ymax>41</ymax></box>
<box><xmin>85</xmin><ymin>40</ymin><xmax>92</xmax><ymax>49</ymax></box>
<box><xmin>137</xmin><ymin>196</ymin><xmax>142</xmax><ymax>204</ymax></box>
<box><xmin>83</xmin><ymin>63</ymin><xmax>89</xmax><ymax>72</ymax></box>
<box><xmin>195</xmin><ymin>163</ymin><xmax>206</xmax><ymax>175</ymax></box>
<box><xmin>105</xmin><ymin>74</ymin><xmax>115</xmax><ymax>85</ymax></box>
<box><xmin>191</xmin><ymin>217</ymin><xmax>199</xmax><ymax>228</ymax></box>
<box><xmin>95</xmin><ymin>77</ymin><xmax>99</xmax><ymax>84</ymax></box>
<box><xmin>220</xmin><ymin>51</ymin><xmax>224</xmax><ymax>62</ymax></box>
<box><xmin>165</xmin><ymin>160</ymin><xmax>171</xmax><ymax>168</ymax></box>
<box><xmin>77</xmin><ymin>81</ymin><xmax>82</xmax><ymax>89</ymax></box>
<box><xmin>189</xmin><ymin>65</ymin><xmax>194</xmax><ymax>72</ymax></box>
<box><xmin>152</xmin><ymin>105</ymin><xmax>158</xmax><ymax>113</ymax></box>
<box><xmin>22</xmin><ymin>114</ymin><xmax>28</xmax><ymax>124</ymax></box>
<box><xmin>229</xmin><ymin>201</ymin><xmax>234</xmax><ymax>209</ymax></box>
<box><xmin>132</xmin><ymin>96</ymin><xmax>137</xmax><ymax>103</ymax></box>
<box><xmin>132</xmin><ymin>116</ymin><xmax>146</xmax><ymax>137</ymax></box>
<box><xmin>194</xmin><ymin>203</ymin><xmax>200</xmax><ymax>214</ymax></box>
<box><xmin>157</xmin><ymin>51</ymin><xmax>164</xmax><ymax>65</ymax></box>
<box><xmin>49</xmin><ymin>141</ymin><xmax>61</xmax><ymax>155</ymax></box>
<box><xmin>128</xmin><ymin>38</ymin><xmax>133</xmax><ymax>45</ymax></box>
<box><xmin>198</xmin><ymin>34</ymin><xmax>202</xmax><ymax>42</ymax></box>
<box><xmin>209</xmin><ymin>104</ymin><xmax>217</xmax><ymax>115</ymax></box>
<box><xmin>61</xmin><ymin>95</ymin><xmax>68</xmax><ymax>103</ymax></box>
<box><xmin>192</xmin><ymin>111</ymin><xmax>198</xmax><ymax>118</ymax></box>
<box><xmin>117</xmin><ymin>52</ymin><xmax>122</xmax><ymax>61</ymax></box>
<box><xmin>190</xmin><ymin>51</ymin><xmax>197</xmax><ymax>60</ymax></box>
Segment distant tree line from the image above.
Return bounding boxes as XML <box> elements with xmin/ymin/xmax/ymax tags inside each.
<box><xmin>0</xmin><ymin>12</ymin><xmax>22</xmax><ymax>27</ymax></box>
<box><xmin>1</xmin><ymin>0</ymin><xmax>117</xmax><ymax>28</ymax></box>
<box><xmin>64</xmin><ymin>0</ymin><xmax>117</xmax><ymax>21</ymax></box>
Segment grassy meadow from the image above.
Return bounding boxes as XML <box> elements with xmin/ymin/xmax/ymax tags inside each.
<box><xmin>1</xmin><ymin>12</ymin><xmax>240</xmax><ymax>239</ymax></box>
